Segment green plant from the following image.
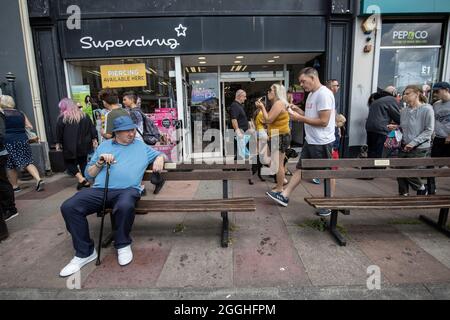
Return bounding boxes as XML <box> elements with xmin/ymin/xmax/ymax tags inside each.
<box><xmin>298</xmin><ymin>218</ymin><xmax>347</xmax><ymax>235</ymax></box>
<box><xmin>388</xmin><ymin>218</ymin><xmax>422</xmax><ymax>225</ymax></box>
<box><xmin>173</xmin><ymin>223</ymin><xmax>186</xmax><ymax>233</ymax></box>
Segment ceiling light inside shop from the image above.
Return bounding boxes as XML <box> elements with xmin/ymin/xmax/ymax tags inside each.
<box><xmin>241</xmin><ymin>65</ymin><xmax>248</xmax><ymax>71</ymax></box>
<box><xmin>198</xmin><ymin>57</ymin><xmax>206</xmax><ymax>60</ymax></box>
<box><xmin>87</xmin><ymin>71</ymin><xmax>101</xmax><ymax>77</ymax></box>
<box><xmin>190</xmin><ymin>67</ymin><xmax>197</xmax><ymax>73</ymax></box>
<box><xmin>199</xmin><ymin>61</ymin><xmax>207</xmax><ymax>64</ymax></box>
<box><xmin>231</xmin><ymin>66</ymin><xmax>235</xmax><ymax>72</ymax></box>
<box><xmin>185</xmin><ymin>67</ymin><xmax>190</xmax><ymax>73</ymax></box>
<box><xmin>273</xmin><ymin>56</ymin><xmax>280</xmax><ymax>59</ymax></box>
<box><xmin>148</xmin><ymin>67</ymin><xmax>157</xmax><ymax>74</ymax></box>
<box><xmin>267</xmin><ymin>60</ymin><xmax>275</xmax><ymax>63</ymax></box>
<box><xmin>235</xmin><ymin>65</ymin><xmax>242</xmax><ymax>71</ymax></box>
<box><xmin>234</xmin><ymin>61</ymin><xmax>241</xmax><ymax>64</ymax></box>
<box><xmin>236</xmin><ymin>56</ymin><xmax>244</xmax><ymax>59</ymax></box>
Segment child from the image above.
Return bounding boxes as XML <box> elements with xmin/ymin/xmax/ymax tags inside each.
<box><xmin>333</xmin><ymin>113</ymin><xmax>347</xmax><ymax>159</ymax></box>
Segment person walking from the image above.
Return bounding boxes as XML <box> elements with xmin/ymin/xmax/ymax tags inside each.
<box><xmin>0</xmin><ymin>95</ymin><xmax>44</xmax><ymax>192</ymax></box>
<box><xmin>56</xmin><ymin>98</ymin><xmax>98</xmax><ymax>190</ymax></box>
<box><xmin>256</xmin><ymin>83</ymin><xmax>291</xmax><ymax>193</ymax></box>
<box><xmin>1</xmin><ymin>103</ymin><xmax>17</xmax><ymax>237</ymax></box>
<box><xmin>265</xmin><ymin>68</ymin><xmax>335</xmax><ymax>217</ymax></box>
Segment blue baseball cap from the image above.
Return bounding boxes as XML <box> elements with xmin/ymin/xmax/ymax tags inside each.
<box><xmin>432</xmin><ymin>82</ymin><xmax>450</xmax><ymax>90</ymax></box>
<box><xmin>112</xmin><ymin>116</ymin><xmax>136</xmax><ymax>132</ymax></box>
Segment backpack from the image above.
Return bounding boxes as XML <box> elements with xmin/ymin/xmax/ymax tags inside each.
<box><xmin>136</xmin><ymin>109</ymin><xmax>160</xmax><ymax>145</ymax></box>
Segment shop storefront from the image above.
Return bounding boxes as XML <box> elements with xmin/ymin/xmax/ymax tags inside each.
<box><xmin>347</xmin><ymin>0</ymin><xmax>450</xmax><ymax>154</ymax></box>
<box><xmin>378</xmin><ymin>21</ymin><xmax>445</xmax><ymax>95</ymax></box>
<box><xmin>28</xmin><ymin>0</ymin><xmax>355</xmax><ymax>161</ymax></box>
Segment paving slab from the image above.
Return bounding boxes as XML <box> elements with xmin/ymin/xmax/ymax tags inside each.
<box><xmin>395</xmin><ymin>223</ymin><xmax>450</xmax><ymax>269</ymax></box>
<box><xmin>13</xmin><ymin>236</ymin><xmax>101</xmax><ymax>289</ymax></box>
<box><xmin>232</xmin><ymin>200</ymin><xmax>310</xmax><ymax>288</ymax></box>
<box><xmin>83</xmin><ymin>241</ymin><xmax>172</xmax><ymax>289</ymax></box>
<box><xmin>286</xmin><ymin>225</ymin><xmax>384</xmax><ymax>286</ymax></box>
<box><xmin>16</xmin><ymin>176</ymin><xmax>76</xmax><ymax>200</ymax></box>
<box><xmin>0</xmin><ymin>229</ymin><xmax>70</xmax><ymax>287</ymax></box>
<box><xmin>348</xmin><ymin>224</ymin><xmax>450</xmax><ymax>284</ymax></box>
<box><xmin>156</xmin><ymin>229</ymin><xmax>233</xmax><ymax>288</ymax></box>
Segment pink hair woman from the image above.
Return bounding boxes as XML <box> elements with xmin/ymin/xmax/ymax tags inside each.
<box><xmin>56</xmin><ymin>98</ymin><xmax>98</xmax><ymax>190</ymax></box>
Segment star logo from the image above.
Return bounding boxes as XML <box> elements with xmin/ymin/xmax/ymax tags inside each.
<box><xmin>174</xmin><ymin>24</ymin><xmax>187</xmax><ymax>37</ymax></box>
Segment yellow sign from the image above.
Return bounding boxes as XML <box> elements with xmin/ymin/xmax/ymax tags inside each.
<box><xmin>100</xmin><ymin>63</ymin><xmax>147</xmax><ymax>88</ymax></box>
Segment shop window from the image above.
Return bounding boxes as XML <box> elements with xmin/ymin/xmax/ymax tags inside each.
<box><xmin>378</xmin><ymin>22</ymin><xmax>443</xmax><ymax>94</ymax></box>
<box><xmin>66</xmin><ymin>57</ymin><xmax>176</xmax><ymax>114</ymax></box>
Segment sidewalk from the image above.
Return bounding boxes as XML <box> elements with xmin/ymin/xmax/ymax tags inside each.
<box><xmin>1</xmin><ymin>164</ymin><xmax>450</xmax><ymax>299</ymax></box>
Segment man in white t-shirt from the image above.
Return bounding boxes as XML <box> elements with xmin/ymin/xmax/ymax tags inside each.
<box><xmin>266</xmin><ymin>67</ymin><xmax>336</xmax><ymax>215</ymax></box>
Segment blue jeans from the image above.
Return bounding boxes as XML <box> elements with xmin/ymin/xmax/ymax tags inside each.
<box><xmin>61</xmin><ymin>187</ymin><xmax>141</xmax><ymax>258</ymax></box>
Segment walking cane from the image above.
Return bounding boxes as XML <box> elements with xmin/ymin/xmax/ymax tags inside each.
<box><xmin>96</xmin><ymin>162</ymin><xmax>110</xmax><ymax>266</ymax></box>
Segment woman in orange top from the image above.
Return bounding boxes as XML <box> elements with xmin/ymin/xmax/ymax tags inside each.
<box><xmin>256</xmin><ymin>84</ymin><xmax>291</xmax><ymax>192</ymax></box>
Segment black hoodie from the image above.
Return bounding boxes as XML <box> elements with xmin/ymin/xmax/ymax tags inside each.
<box><xmin>365</xmin><ymin>91</ymin><xmax>401</xmax><ymax>135</ymax></box>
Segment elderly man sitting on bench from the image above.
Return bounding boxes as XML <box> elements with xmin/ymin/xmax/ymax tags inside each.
<box><xmin>59</xmin><ymin>115</ymin><xmax>165</xmax><ymax>277</ymax></box>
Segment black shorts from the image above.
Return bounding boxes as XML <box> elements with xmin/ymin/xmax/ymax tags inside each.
<box><xmin>268</xmin><ymin>134</ymin><xmax>291</xmax><ymax>154</ymax></box>
<box><xmin>296</xmin><ymin>140</ymin><xmax>333</xmax><ymax>169</ymax></box>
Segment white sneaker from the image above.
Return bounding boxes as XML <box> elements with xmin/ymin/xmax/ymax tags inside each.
<box><xmin>117</xmin><ymin>245</ymin><xmax>133</xmax><ymax>266</ymax></box>
<box><xmin>59</xmin><ymin>249</ymin><xmax>97</xmax><ymax>277</ymax></box>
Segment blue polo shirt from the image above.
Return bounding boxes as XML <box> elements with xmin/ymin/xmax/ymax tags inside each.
<box><xmin>85</xmin><ymin>139</ymin><xmax>162</xmax><ymax>191</ymax></box>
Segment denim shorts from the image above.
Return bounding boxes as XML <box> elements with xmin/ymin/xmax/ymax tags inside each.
<box><xmin>269</xmin><ymin>134</ymin><xmax>291</xmax><ymax>154</ymax></box>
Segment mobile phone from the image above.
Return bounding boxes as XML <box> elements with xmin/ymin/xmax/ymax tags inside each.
<box><xmin>257</xmin><ymin>96</ymin><xmax>267</xmax><ymax>105</ymax></box>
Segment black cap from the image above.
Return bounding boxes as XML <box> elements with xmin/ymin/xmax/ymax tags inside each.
<box><xmin>432</xmin><ymin>82</ymin><xmax>450</xmax><ymax>90</ymax></box>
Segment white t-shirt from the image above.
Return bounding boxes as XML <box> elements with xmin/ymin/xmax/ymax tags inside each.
<box><xmin>304</xmin><ymin>85</ymin><xmax>336</xmax><ymax>145</ymax></box>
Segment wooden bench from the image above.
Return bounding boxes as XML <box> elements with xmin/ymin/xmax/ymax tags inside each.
<box><xmin>102</xmin><ymin>162</ymin><xmax>256</xmax><ymax>249</ymax></box>
<box><xmin>301</xmin><ymin>157</ymin><xmax>450</xmax><ymax>246</ymax></box>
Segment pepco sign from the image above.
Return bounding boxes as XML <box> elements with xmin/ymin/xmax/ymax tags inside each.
<box><xmin>393</xmin><ymin>30</ymin><xmax>428</xmax><ymax>40</ymax></box>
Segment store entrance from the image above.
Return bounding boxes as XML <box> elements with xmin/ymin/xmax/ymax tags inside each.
<box><xmin>221</xmin><ymin>79</ymin><xmax>283</xmax><ymax>157</ymax></box>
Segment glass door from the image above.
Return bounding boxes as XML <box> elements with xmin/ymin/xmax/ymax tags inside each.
<box><xmin>186</xmin><ymin>72</ymin><xmax>222</xmax><ymax>159</ymax></box>
<box><xmin>220</xmin><ymin>77</ymin><xmax>284</xmax><ymax>157</ymax></box>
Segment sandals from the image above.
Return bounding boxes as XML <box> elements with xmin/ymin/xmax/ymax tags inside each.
<box><xmin>36</xmin><ymin>180</ymin><xmax>45</xmax><ymax>192</ymax></box>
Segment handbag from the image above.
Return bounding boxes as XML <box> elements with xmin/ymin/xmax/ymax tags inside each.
<box><xmin>26</xmin><ymin>128</ymin><xmax>39</xmax><ymax>143</ymax></box>
<box><xmin>384</xmin><ymin>129</ymin><xmax>402</xmax><ymax>150</ymax></box>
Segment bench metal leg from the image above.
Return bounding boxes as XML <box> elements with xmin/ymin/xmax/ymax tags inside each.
<box><xmin>420</xmin><ymin>208</ymin><xmax>450</xmax><ymax>238</ymax></box>
<box><xmin>221</xmin><ymin>179</ymin><xmax>229</xmax><ymax>248</ymax></box>
<box><xmin>102</xmin><ymin>213</ymin><xmax>115</xmax><ymax>248</ymax></box>
<box><xmin>221</xmin><ymin>212</ymin><xmax>229</xmax><ymax>248</ymax></box>
<box><xmin>327</xmin><ymin>210</ymin><xmax>347</xmax><ymax>246</ymax></box>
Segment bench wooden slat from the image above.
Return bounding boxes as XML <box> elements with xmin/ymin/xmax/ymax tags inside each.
<box><xmin>134</xmin><ymin>198</ymin><xmax>256</xmax><ymax>213</ymax></box>
<box><xmin>104</xmin><ymin>198</ymin><xmax>256</xmax><ymax>213</ymax></box>
<box><xmin>301</xmin><ymin>158</ymin><xmax>450</xmax><ymax>168</ymax></box>
<box><xmin>164</xmin><ymin>163</ymin><xmax>252</xmax><ymax>170</ymax></box>
<box><xmin>308</xmin><ymin>195</ymin><xmax>450</xmax><ymax>202</ymax></box>
<box><xmin>301</xmin><ymin>168</ymin><xmax>450</xmax><ymax>179</ymax></box>
<box><xmin>305</xmin><ymin>196</ymin><xmax>450</xmax><ymax>210</ymax></box>
<box><xmin>143</xmin><ymin>170</ymin><xmax>251</xmax><ymax>181</ymax></box>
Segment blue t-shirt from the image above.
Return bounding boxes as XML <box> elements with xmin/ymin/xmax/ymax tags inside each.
<box><xmin>85</xmin><ymin>139</ymin><xmax>162</xmax><ymax>191</ymax></box>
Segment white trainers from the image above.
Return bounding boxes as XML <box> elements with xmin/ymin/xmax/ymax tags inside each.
<box><xmin>117</xmin><ymin>245</ymin><xmax>133</xmax><ymax>266</ymax></box>
<box><xmin>59</xmin><ymin>249</ymin><xmax>97</xmax><ymax>277</ymax></box>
